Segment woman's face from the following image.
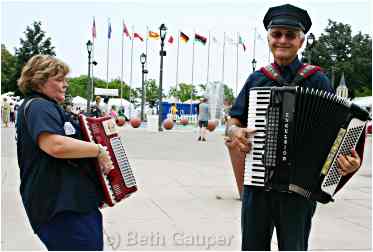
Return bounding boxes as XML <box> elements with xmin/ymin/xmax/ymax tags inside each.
<box><xmin>40</xmin><ymin>76</ymin><xmax>68</xmax><ymax>103</ymax></box>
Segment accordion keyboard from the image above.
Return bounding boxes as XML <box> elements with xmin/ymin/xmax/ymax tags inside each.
<box><xmin>321</xmin><ymin>118</ymin><xmax>367</xmax><ymax>195</ymax></box>
<box><xmin>244</xmin><ymin>89</ymin><xmax>271</xmax><ymax>186</ymax></box>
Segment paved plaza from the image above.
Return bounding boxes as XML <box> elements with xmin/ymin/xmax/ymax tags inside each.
<box><xmin>1</xmin><ymin>124</ymin><xmax>372</xmax><ymax>250</ymax></box>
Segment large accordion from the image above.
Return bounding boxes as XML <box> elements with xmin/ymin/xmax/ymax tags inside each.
<box><xmin>245</xmin><ymin>86</ymin><xmax>370</xmax><ymax>203</ymax></box>
<box><xmin>79</xmin><ymin>114</ymin><xmax>137</xmax><ymax>207</ymax></box>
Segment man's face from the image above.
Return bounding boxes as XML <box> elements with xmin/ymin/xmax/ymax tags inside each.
<box><xmin>267</xmin><ymin>27</ymin><xmax>304</xmax><ymax>65</ymax></box>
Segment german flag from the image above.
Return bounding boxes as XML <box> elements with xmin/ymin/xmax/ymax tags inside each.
<box><xmin>180</xmin><ymin>32</ymin><xmax>189</xmax><ymax>43</ymax></box>
<box><xmin>148</xmin><ymin>31</ymin><xmax>160</xmax><ymax>40</ymax></box>
<box><xmin>195</xmin><ymin>33</ymin><xmax>207</xmax><ymax>45</ymax></box>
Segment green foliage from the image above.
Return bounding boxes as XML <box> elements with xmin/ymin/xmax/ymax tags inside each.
<box><xmin>4</xmin><ymin>21</ymin><xmax>56</xmax><ymax>96</ymax></box>
<box><xmin>144</xmin><ymin>79</ymin><xmax>162</xmax><ymax>103</ymax></box>
<box><xmin>1</xmin><ymin>44</ymin><xmax>17</xmax><ymax>93</ymax></box>
<box><xmin>305</xmin><ymin>19</ymin><xmax>371</xmax><ymax>97</ymax></box>
<box><xmin>168</xmin><ymin>82</ymin><xmax>197</xmax><ymax>102</ymax></box>
<box><xmin>223</xmin><ymin>84</ymin><xmax>234</xmax><ymax>103</ymax></box>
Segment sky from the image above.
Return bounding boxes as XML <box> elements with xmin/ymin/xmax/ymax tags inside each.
<box><xmin>1</xmin><ymin>0</ymin><xmax>372</xmax><ymax>96</ymax></box>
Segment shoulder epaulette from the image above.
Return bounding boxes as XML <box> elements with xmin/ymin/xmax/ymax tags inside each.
<box><xmin>259</xmin><ymin>63</ymin><xmax>322</xmax><ymax>87</ymax></box>
<box><xmin>260</xmin><ymin>64</ymin><xmax>287</xmax><ymax>86</ymax></box>
<box><xmin>292</xmin><ymin>64</ymin><xmax>322</xmax><ymax>86</ymax></box>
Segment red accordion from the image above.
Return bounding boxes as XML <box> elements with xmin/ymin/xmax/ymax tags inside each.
<box><xmin>78</xmin><ymin>114</ymin><xmax>137</xmax><ymax>207</ymax></box>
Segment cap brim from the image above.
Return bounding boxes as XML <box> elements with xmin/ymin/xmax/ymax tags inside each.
<box><xmin>268</xmin><ymin>18</ymin><xmax>305</xmax><ymax>31</ymax></box>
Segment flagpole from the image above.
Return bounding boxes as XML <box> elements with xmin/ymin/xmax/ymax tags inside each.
<box><xmin>145</xmin><ymin>26</ymin><xmax>149</xmax><ymax>108</ymax></box>
<box><xmin>236</xmin><ymin>32</ymin><xmax>239</xmax><ymax>97</ymax></box>
<box><xmin>222</xmin><ymin>32</ymin><xmax>226</xmax><ymax>83</ymax></box>
<box><xmin>253</xmin><ymin>27</ymin><xmax>257</xmax><ymax>68</ymax></box>
<box><xmin>106</xmin><ymin>19</ymin><xmax>110</xmax><ymax>88</ymax></box>
<box><xmin>176</xmin><ymin>30</ymin><xmax>180</xmax><ymax>90</ymax></box>
<box><xmin>191</xmin><ymin>30</ymin><xmax>195</xmax><ymax>116</ymax></box>
<box><xmin>206</xmin><ymin>31</ymin><xmax>211</xmax><ymax>84</ymax></box>
<box><xmin>129</xmin><ymin>26</ymin><xmax>134</xmax><ymax>118</ymax></box>
<box><xmin>91</xmin><ymin>17</ymin><xmax>95</xmax><ymax>104</ymax></box>
<box><xmin>121</xmin><ymin>20</ymin><xmax>125</xmax><ymax>108</ymax></box>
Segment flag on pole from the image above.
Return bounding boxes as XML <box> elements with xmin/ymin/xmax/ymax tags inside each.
<box><xmin>239</xmin><ymin>35</ymin><xmax>246</xmax><ymax>51</ymax></box>
<box><xmin>134</xmin><ymin>32</ymin><xmax>144</xmax><ymax>42</ymax></box>
<box><xmin>123</xmin><ymin>21</ymin><xmax>131</xmax><ymax>39</ymax></box>
<box><xmin>195</xmin><ymin>33</ymin><xmax>207</xmax><ymax>45</ymax></box>
<box><xmin>108</xmin><ymin>20</ymin><xmax>112</xmax><ymax>39</ymax></box>
<box><xmin>168</xmin><ymin>35</ymin><xmax>174</xmax><ymax>44</ymax></box>
<box><xmin>92</xmin><ymin>17</ymin><xmax>96</xmax><ymax>39</ymax></box>
<box><xmin>148</xmin><ymin>31</ymin><xmax>160</xmax><ymax>40</ymax></box>
<box><xmin>180</xmin><ymin>32</ymin><xmax>189</xmax><ymax>43</ymax></box>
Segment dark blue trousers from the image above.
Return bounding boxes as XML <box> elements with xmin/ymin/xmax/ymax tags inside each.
<box><xmin>241</xmin><ymin>186</ymin><xmax>316</xmax><ymax>251</ymax></box>
<box><xmin>37</xmin><ymin>209</ymin><xmax>103</xmax><ymax>251</ymax></box>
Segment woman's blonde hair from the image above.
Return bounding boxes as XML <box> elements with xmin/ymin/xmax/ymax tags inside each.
<box><xmin>17</xmin><ymin>54</ymin><xmax>70</xmax><ymax>95</ymax></box>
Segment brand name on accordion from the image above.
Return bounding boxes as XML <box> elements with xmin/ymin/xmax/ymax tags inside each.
<box><xmin>282</xmin><ymin>112</ymin><xmax>289</xmax><ymax>161</ymax></box>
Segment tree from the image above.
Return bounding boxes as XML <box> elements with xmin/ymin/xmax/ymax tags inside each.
<box><xmin>305</xmin><ymin>20</ymin><xmax>371</xmax><ymax>97</ymax></box>
<box><xmin>67</xmin><ymin>75</ymin><xmax>138</xmax><ymax>101</ymax></box>
<box><xmin>223</xmin><ymin>84</ymin><xmax>234</xmax><ymax>104</ymax></box>
<box><xmin>9</xmin><ymin>21</ymin><xmax>56</xmax><ymax>96</ymax></box>
<box><xmin>168</xmin><ymin>83</ymin><xmax>197</xmax><ymax>102</ymax></box>
<box><xmin>143</xmin><ymin>79</ymin><xmax>162</xmax><ymax>103</ymax></box>
<box><xmin>1</xmin><ymin>44</ymin><xmax>17</xmax><ymax>93</ymax></box>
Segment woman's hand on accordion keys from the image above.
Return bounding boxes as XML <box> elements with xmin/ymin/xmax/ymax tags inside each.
<box><xmin>97</xmin><ymin>144</ymin><xmax>114</xmax><ymax>175</ymax></box>
<box><xmin>337</xmin><ymin>149</ymin><xmax>361</xmax><ymax>176</ymax></box>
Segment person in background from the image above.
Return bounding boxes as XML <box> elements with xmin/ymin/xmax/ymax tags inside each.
<box><xmin>2</xmin><ymin>97</ymin><xmax>11</xmax><ymax>128</ymax></box>
<box><xmin>109</xmin><ymin>105</ymin><xmax>118</xmax><ymax>119</ymax></box>
<box><xmin>91</xmin><ymin>96</ymin><xmax>103</xmax><ymax>117</ymax></box>
<box><xmin>197</xmin><ymin>97</ymin><xmax>209</xmax><ymax>141</ymax></box>
<box><xmin>170</xmin><ymin>103</ymin><xmax>178</xmax><ymax>124</ymax></box>
<box><xmin>9</xmin><ymin>102</ymin><xmax>15</xmax><ymax>126</ymax></box>
<box><xmin>226</xmin><ymin>4</ymin><xmax>363</xmax><ymax>250</ymax></box>
<box><xmin>16</xmin><ymin>54</ymin><xmax>113</xmax><ymax>250</ymax></box>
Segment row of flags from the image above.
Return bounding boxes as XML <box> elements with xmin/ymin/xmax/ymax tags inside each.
<box><xmin>91</xmin><ymin>18</ymin><xmax>248</xmax><ymax>51</ymax></box>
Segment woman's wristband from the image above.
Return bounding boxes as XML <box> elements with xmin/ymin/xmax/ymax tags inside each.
<box><xmin>96</xmin><ymin>144</ymin><xmax>106</xmax><ymax>158</ymax></box>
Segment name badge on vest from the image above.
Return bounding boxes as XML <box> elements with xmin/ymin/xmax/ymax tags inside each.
<box><xmin>64</xmin><ymin>122</ymin><xmax>76</xmax><ymax>135</ymax></box>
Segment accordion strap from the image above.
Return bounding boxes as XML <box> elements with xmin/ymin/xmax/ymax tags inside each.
<box><xmin>260</xmin><ymin>63</ymin><xmax>321</xmax><ymax>87</ymax></box>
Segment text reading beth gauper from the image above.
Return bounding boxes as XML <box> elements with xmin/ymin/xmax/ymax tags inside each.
<box><xmin>127</xmin><ymin>232</ymin><xmax>235</xmax><ymax>249</ymax></box>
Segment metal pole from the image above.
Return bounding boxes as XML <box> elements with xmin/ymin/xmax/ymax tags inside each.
<box><xmin>158</xmin><ymin>40</ymin><xmax>165</xmax><ymax>132</ymax></box>
<box><xmin>141</xmin><ymin>63</ymin><xmax>145</xmax><ymax>121</ymax></box>
<box><xmin>235</xmin><ymin>32</ymin><xmax>239</xmax><ymax>97</ymax></box>
<box><xmin>331</xmin><ymin>67</ymin><xmax>335</xmax><ymax>89</ymax></box>
<box><xmin>86</xmin><ymin>51</ymin><xmax>91</xmax><ymax>113</ymax></box>
<box><xmin>191</xmin><ymin>32</ymin><xmax>195</xmax><ymax>116</ymax></box>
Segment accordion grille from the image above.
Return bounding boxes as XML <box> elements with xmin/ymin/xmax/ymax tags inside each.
<box><xmin>110</xmin><ymin>136</ymin><xmax>136</xmax><ymax>188</ymax></box>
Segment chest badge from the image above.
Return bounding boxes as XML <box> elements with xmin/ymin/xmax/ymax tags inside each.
<box><xmin>64</xmin><ymin>122</ymin><xmax>76</xmax><ymax>135</ymax></box>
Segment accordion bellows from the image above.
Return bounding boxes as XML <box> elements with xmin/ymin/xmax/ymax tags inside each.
<box><xmin>79</xmin><ymin>115</ymin><xmax>137</xmax><ymax>207</ymax></box>
<box><xmin>245</xmin><ymin>86</ymin><xmax>370</xmax><ymax>203</ymax></box>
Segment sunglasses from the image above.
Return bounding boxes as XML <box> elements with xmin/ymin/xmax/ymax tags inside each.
<box><xmin>270</xmin><ymin>30</ymin><xmax>299</xmax><ymax>40</ymax></box>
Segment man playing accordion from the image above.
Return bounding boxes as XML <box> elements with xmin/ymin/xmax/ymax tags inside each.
<box><xmin>226</xmin><ymin>4</ymin><xmax>365</xmax><ymax>251</ymax></box>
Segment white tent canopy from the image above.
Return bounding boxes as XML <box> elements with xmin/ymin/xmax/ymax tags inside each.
<box><xmin>107</xmin><ymin>98</ymin><xmax>137</xmax><ymax>119</ymax></box>
<box><xmin>71</xmin><ymin>96</ymin><xmax>87</xmax><ymax>108</ymax></box>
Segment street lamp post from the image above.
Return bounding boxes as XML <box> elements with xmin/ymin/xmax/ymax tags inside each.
<box><xmin>306</xmin><ymin>33</ymin><xmax>315</xmax><ymax>64</ymax></box>
<box><xmin>331</xmin><ymin>53</ymin><xmax>337</xmax><ymax>88</ymax></box>
<box><xmin>158</xmin><ymin>23</ymin><xmax>167</xmax><ymax>132</ymax></box>
<box><xmin>251</xmin><ymin>58</ymin><xmax>257</xmax><ymax>72</ymax></box>
<box><xmin>140</xmin><ymin>53</ymin><xmax>148</xmax><ymax>121</ymax></box>
<box><xmin>86</xmin><ymin>40</ymin><xmax>93</xmax><ymax>114</ymax></box>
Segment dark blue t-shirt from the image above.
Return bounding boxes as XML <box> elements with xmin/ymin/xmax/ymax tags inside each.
<box><xmin>230</xmin><ymin>58</ymin><xmax>333</xmax><ymax>126</ymax></box>
<box><xmin>16</xmin><ymin>92</ymin><xmax>103</xmax><ymax>233</ymax></box>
